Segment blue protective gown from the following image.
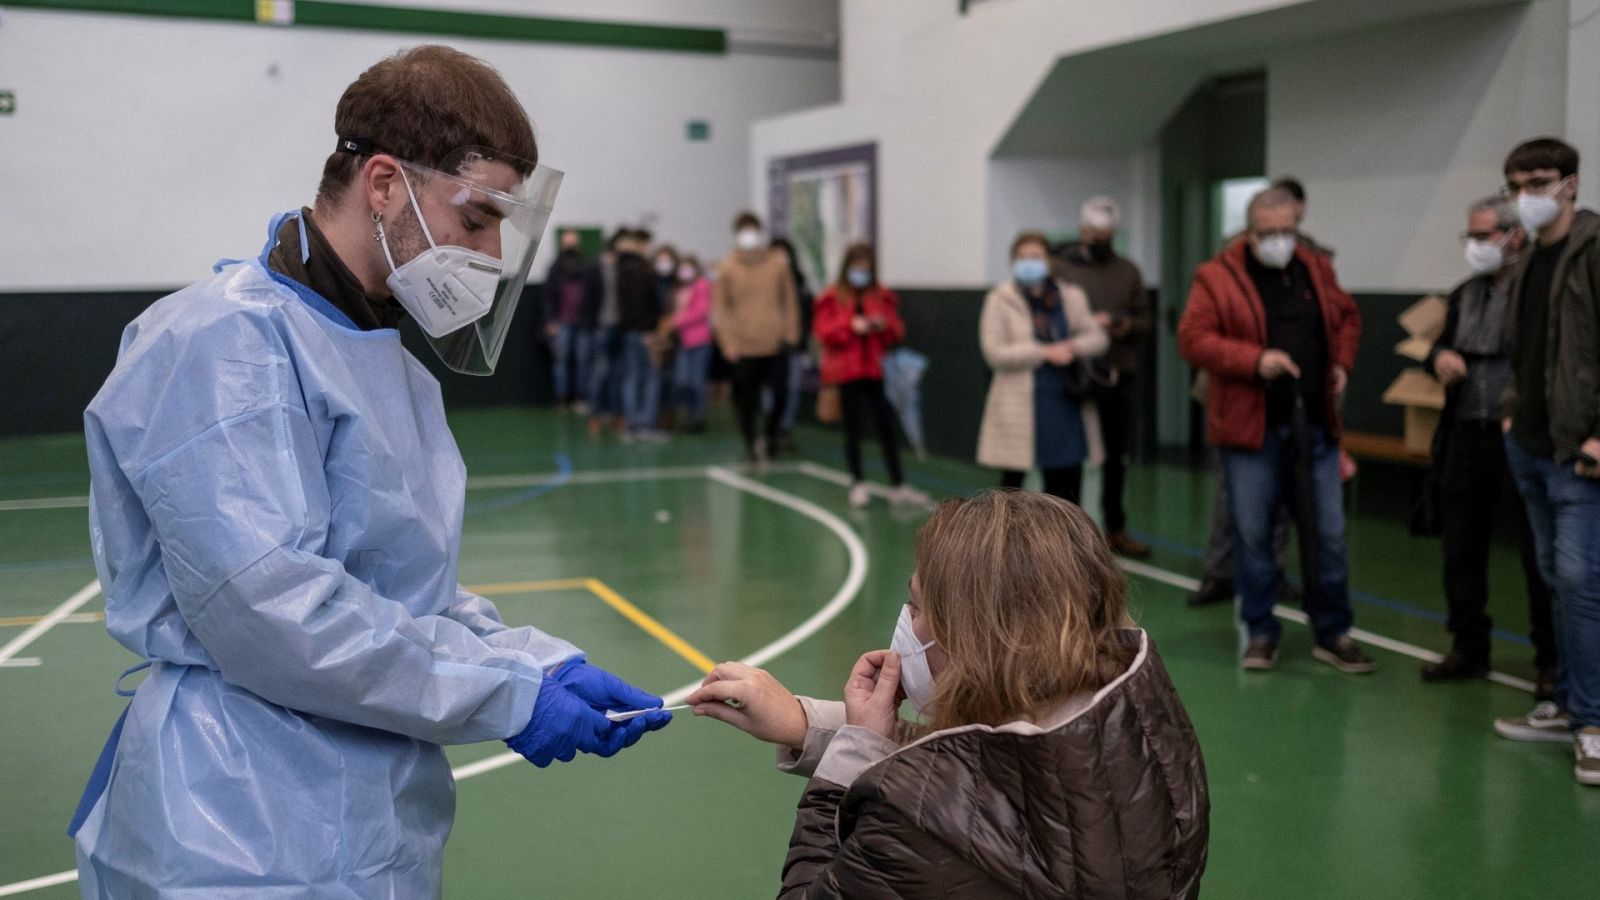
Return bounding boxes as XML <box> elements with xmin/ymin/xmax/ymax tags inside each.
<box><xmin>73</xmin><ymin>217</ymin><xmax>582</xmax><ymax>898</ymax></box>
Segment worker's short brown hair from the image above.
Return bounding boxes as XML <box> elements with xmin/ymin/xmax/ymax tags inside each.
<box><xmin>316</xmin><ymin>45</ymin><xmax>538</xmax><ymax>208</ymax></box>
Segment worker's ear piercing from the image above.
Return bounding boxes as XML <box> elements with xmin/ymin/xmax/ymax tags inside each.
<box><xmin>371</xmin><ymin>210</ymin><xmax>383</xmax><ymax>244</ymax></box>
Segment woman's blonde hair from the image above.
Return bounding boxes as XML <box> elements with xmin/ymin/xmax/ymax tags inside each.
<box><xmin>914</xmin><ymin>490</ymin><xmax>1133</xmax><ymax>732</ymax></box>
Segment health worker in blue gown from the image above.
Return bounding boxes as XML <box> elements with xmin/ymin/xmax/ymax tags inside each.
<box><xmin>70</xmin><ymin>45</ymin><xmax>671</xmax><ymax>899</ymax></box>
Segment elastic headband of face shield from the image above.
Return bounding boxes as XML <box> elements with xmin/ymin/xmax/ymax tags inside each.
<box><xmin>339</xmin><ymin>138</ymin><xmax>564</xmax><ymax>376</ymax></box>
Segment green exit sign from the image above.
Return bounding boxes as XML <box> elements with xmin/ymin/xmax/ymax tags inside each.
<box><xmin>686</xmin><ymin>120</ymin><xmax>710</xmax><ymax>142</ymax></box>
<box><xmin>0</xmin><ymin>92</ymin><xmax>14</xmax><ymax>116</ymax></box>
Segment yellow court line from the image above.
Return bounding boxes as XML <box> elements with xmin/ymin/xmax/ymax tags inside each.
<box><xmin>467</xmin><ymin>577</ymin><xmax>717</xmax><ymax>675</ymax></box>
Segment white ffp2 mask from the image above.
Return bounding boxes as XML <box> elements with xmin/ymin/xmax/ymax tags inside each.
<box><xmin>1517</xmin><ymin>180</ymin><xmax>1568</xmax><ymax>233</ymax></box>
<box><xmin>1464</xmin><ymin>238</ymin><xmax>1505</xmax><ymax>275</ymax></box>
<box><xmin>1252</xmin><ymin>234</ymin><xmax>1297</xmax><ymax>270</ymax></box>
<box><xmin>378</xmin><ymin>167</ymin><xmax>502</xmax><ymax>339</ymax></box>
<box><xmin>892</xmin><ymin>605</ymin><xmax>937</xmax><ymax>716</ymax></box>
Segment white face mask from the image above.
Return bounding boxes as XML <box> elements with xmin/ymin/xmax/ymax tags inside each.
<box><xmin>1464</xmin><ymin>237</ymin><xmax>1506</xmax><ymax>275</ymax></box>
<box><xmin>1251</xmin><ymin>233</ymin><xmax>1297</xmax><ymax>270</ymax></box>
<box><xmin>677</xmin><ymin>265</ymin><xmax>697</xmax><ymax>282</ymax></box>
<box><xmin>655</xmin><ymin>259</ymin><xmax>675</xmax><ymax>277</ymax></box>
<box><xmin>377</xmin><ymin>168</ymin><xmax>501</xmax><ymax>339</ymax></box>
<box><xmin>736</xmin><ymin>228</ymin><xmax>765</xmax><ymax>251</ymax></box>
<box><xmin>1516</xmin><ymin>179</ymin><xmax>1569</xmax><ymax>232</ymax></box>
<box><xmin>891</xmin><ymin>605</ymin><xmax>938</xmax><ymax>716</ymax></box>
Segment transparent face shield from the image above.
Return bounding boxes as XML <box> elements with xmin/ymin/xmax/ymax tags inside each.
<box><xmin>389</xmin><ymin>147</ymin><xmax>563</xmax><ymax>376</ymax></box>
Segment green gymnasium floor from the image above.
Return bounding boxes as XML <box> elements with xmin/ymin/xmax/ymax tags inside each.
<box><xmin>2</xmin><ymin>406</ymin><xmax>1596</xmax><ymax>898</ymax></box>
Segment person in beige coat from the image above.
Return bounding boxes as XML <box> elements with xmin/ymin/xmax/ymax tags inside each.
<box><xmin>714</xmin><ymin>211</ymin><xmax>801</xmax><ymax>461</ymax></box>
<box><xmin>978</xmin><ymin>231</ymin><xmax>1109</xmax><ymax>505</ymax></box>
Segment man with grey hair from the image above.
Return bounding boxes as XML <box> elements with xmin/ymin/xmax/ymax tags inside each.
<box><xmin>1179</xmin><ymin>187</ymin><xmax>1369</xmax><ymax>673</ymax></box>
<box><xmin>1054</xmin><ymin>196</ymin><xmax>1154</xmax><ymax>558</ymax></box>
<box><xmin>1421</xmin><ymin>197</ymin><xmax>1555</xmax><ymax>690</ymax></box>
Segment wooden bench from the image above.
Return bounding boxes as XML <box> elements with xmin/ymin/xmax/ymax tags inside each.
<box><xmin>1342</xmin><ymin>430</ymin><xmax>1431</xmax><ymax>467</ymax></box>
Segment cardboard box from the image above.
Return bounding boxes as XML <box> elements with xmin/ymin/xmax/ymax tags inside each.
<box><xmin>1381</xmin><ymin>367</ymin><xmax>1447</xmax><ymax>455</ymax></box>
<box><xmin>1397</xmin><ymin>295</ymin><xmax>1448</xmax><ymax>344</ymax></box>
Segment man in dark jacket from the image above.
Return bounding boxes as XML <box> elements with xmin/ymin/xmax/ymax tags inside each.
<box><xmin>615</xmin><ymin>228</ymin><xmax>665</xmax><ymax>441</ymax></box>
<box><xmin>542</xmin><ymin>229</ymin><xmax>591</xmax><ymax>410</ymax></box>
<box><xmin>1421</xmin><ymin>197</ymin><xmax>1554</xmax><ymax>692</ymax></box>
<box><xmin>1056</xmin><ymin>197</ymin><xmax>1154</xmax><ymax>559</ymax></box>
<box><xmin>1178</xmin><ymin>187</ymin><xmax>1372</xmax><ymax>674</ymax></box>
<box><xmin>1490</xmin><ymin>138</ymin><xmax>1600</xmax><ymax>787</ymax></box>
<box><xmin>582</xmin><ymin>230</ymin><xmax>626</xmax><ymax>436</ymax></box>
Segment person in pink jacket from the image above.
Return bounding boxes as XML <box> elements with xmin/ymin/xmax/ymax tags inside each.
<box><xmin>672</xmin><ymin>255</ymin><xmax>715</xmax><ymax>432</ymax></box>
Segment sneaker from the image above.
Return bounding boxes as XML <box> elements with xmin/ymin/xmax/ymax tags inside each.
<box><xmin>619</xmin><ymin>429</ymin><xmax>637</xmax><ymax>445</ymax></box>
<box><xmin>1535</xmin><ymin>667</ymin><xmax>1558</xmax><ymax>703</ymax></box>
<box><xmin>752</xmin><ymin>436</ymin><xmax>770</xmax><ymax>465</ymax></box>
<box><xmin>848</xmin><ymin>482</ymin><xmax>871</xmax><ymax>509</ymax></box>
<box><xmin>1313</xmin><ymin>636</ymin><xmax>1375</xmax><ymax>674</ymax></box>
<box><xmin>1106</xmin><ymin>531</ymin><xmax>1152</xmax><ymax>559</ymax></box>
<box><xmin>1186</xmin><ymin>577</ymin><xmax>1234</xmax><ymax>608</ymax></box>
<box><xmin>638</xmin><ymin>429</ymin><xmax>671</xmax><ymax>444</ymax></box>
<box><xmin>1420</xmin><ymin>652</ymin><xmax>1489</xmax><ymax>683</ymax></box>
<box><xmin>1495</xmin><ymin>701</ymin><xmax>1573</xmax><ymax>742</ymax></box>
<box><xmin>1575</xmin><ymin>727</ymin><xmax>1600</xmax><ymax>786</ymax></box>
<box><xmin>571</xmin><ymin>400</ymin><xmax>590</xmax><ymax>416</ymax></box>
<box><xmin>1241</xmin><ymin>637</ymin><xmax>1278</xmax><ymax>670</ymax></box>
<box><xmin>888</xmin><ymin>484</ymin><xmax>931</xmax><ymax>507</ymax></box>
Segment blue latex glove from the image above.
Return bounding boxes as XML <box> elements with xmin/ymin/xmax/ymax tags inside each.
<box><xmin>555</xmin><ymin>660</ymin><xmax>664</xmax><ymax>714</ymax></box>
<box><xmin>555</xmin><ymin>661</ymin><xmax>673</xmax><ymax>755</ymax></box>
<box><xmin>505</xmin><ymin>676</ymin><xmax>611</xmax><ymax>768</ymax></box>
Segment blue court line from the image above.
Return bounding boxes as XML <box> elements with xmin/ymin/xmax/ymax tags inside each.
<box><xmin>463</xmin><ymin>453</ymin><xmax>573</xmax><ymax>517</ymax></box>
<box><xmin>801</xmin><ymin>443</ymin><xmax>1535</xmax><ymax>648</ymax></box>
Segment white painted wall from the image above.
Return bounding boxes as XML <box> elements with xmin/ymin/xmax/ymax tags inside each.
<box><xmin>752</xmin><ymin>0</ymin><xmax>1575</xmax><ymax>292</ymax></box>
<box><xmin>0</xmin><ymin>3</ymin><xmax>838</xmax><ymax>290</ymax></box>
<box><xmin>1267</xmin><ymin>1</ymin><xmax>1569</xmax><ymax>292</ymax></box>
<box><xmin>984</xmin><ymin>156</ymin><xmax>1139</xmax><ymax>284</ymax></box>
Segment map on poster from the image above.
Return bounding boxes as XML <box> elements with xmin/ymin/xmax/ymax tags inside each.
<box><xmin>767</xmin><ymin>144</ymin><xmax>877</xmax><ymax>293</ymax></box>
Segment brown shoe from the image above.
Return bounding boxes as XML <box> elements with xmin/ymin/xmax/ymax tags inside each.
<box><xmin>1107</xmin><ymin>531</ymin><xmax>1152</xmax><ymax>559</ymax></box>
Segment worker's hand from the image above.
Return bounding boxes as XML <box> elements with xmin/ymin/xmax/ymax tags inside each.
<box><xmin>844</xmin><ymin>650</ymin><xmax>902</xmax><ymax>740</ymax></box>
<box><xmin>1257</xmin><ymin>349</ymin><xmax>1301</xmax><ymax>381</ymax></box>
<box><xmin>687</xmin><ymin>662</ymin><xmax>807</xmax><ymax>749</ymax></box>
<box><xmin>1433</xmin><ymin>350</ymin><xmax>1468</xmax><ymax>386</ymax></box>
<box><xmin>1331</xmin><ymin>365</ymin><xmax>1349</xmax><ymax>397</ymax></box>
<box><xmin>1042</xmin><ymin>342</ymin><xmax>1076</xmax><ymax>366</ymax></box>
<box><xmin>505</xmin><ymin>677</ymin><xmax>611</xmax><ymax>767</ymax></box>
<box><xmin>851</xmin><ymin>315</ymin><xmax>872</xmax><ymax>335</ymax></box>
<box><xmin>555</xmin><ymin>660</ymin><xmax>663</xmax><ymax>715</ymax></box>
<box><xmin>1577</xmin><ymin>437</ymin><xmax>1600</xmax><ymax>479</ymax></box>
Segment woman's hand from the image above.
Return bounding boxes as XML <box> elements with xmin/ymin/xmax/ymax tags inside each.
<box><xmin>844</xmin><ymin>650</ymin><xmax>902</xmax><ymax>739</ymax></box>
<box><xmin>1042</xmin><ymin>341</ymin><xmax>1075</xmax><ymax>366</ymax></box>
<box><xmin>851</xmin><ymin>315</ymin><xmax>872</xmax><ymax>335</ymax></box>
<box><xmin>686</xmin><ymin>662</ymin><xmax>808</xmax><ymax>749</ymax></box>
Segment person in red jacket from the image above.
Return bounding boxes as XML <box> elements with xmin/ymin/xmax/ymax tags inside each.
<box><xmin>814</xmin><ymin>243</ymin><xmax>928</xmax><ymax>509</ymax></box>
<box><xmin>1178</xmin><ymin>187</ymin><xmax>1373</xmax><ymax>674</ymax></box>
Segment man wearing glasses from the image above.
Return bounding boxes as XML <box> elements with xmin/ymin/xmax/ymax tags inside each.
<box><xmin>1419</xmin><ymin>197</ymin><xmax>1554</xmax><ymax>695</ymax></box>
<box><xmin>1491</xmin><ymin>138</ymin><xmax>1600</xmax><ymax>787</ymax></box>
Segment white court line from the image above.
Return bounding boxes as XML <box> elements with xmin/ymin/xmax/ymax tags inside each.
<box><xmin>0</xmin><ymin>580</ymin><xmax>101</xmax><ymax>668</ymax></box>
<box><xmin>0</xmin><ymin>496</ymin><xmax>90</xmax><ymax>512</ymax></box>
<box><xmin>0</xmin><ymin>871</ymin><xmax>77</xmax><ymax>898</ymax></box>
<box><xmin>456</xmin><ymin>465</ymin><xmax>869</xmax><ymax>782</ymax></box>
<box><xmin>0</xmin><ymin>658</ymin><xmax>42</xmax><ymax>668</ymax></box>
<box><xmin>1116</xmin><ymin>559</ymin><xmax>1538</xmax><ymax>694</ymax></box>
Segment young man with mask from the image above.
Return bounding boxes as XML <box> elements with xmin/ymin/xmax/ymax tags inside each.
<box><xmin>714</xmin><ymin>211</ymin><xmax>800</xmax><ymax>462</ymax></box>
<box><xmin>543</xmin><ymin>228</ymin><xmax>592</xmax><ymax>412</ymax></box>
<box><xmin>1421</xmin><ymin>197</ymin><xmax>1555</xmax><ymax>692</ymax></box>
<box><xmin>1491</xmin><ymin>137</ymin><xmax>1600</xmax><ymax>786</ymax></box>
<box><xmin>1179</xmin><ymin>187</ymin><xmax>1370</xmax><ymax>674</ymax></box>
<box><xmin>71</xmin><ymin>47</ymin><xmax>671</xmax><ymax>896</ymax></box>
<box><xmin>1055</xmin><ymin>196</ymin><xmax>1154</xmax><ymax>558</ymax></box>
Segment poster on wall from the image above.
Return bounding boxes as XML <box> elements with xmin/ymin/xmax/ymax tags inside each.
<box><xmin>767</xmin><ymin>143</ymin><xmax>877</xmax><ymax>293</ymax></box>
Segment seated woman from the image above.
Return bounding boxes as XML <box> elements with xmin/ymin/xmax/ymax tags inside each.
<box><xmin>688</xmin><ymin>490</ymin><xmax>1208</xmax><ymax>899</ymax></box>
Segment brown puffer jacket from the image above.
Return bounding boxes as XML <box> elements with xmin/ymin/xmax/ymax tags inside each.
<box><xmin>775</xmin><ymin>630</ymin><xmax>1207</xmax><ymax>899</ymax></box>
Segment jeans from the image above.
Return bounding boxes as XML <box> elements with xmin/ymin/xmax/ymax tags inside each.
<box><xmin>1505</xmin><ymin>434</ymin><xmax>1600</xmax><ymax>728</ymax></box>
<box><xmin>620</xmin><ymin>331</ymin><xmax>662</xmax><ymax>431</ymax></box>
<box><xmin>587</xmin><ymin>327</ymin><xmax>624</xmax><ymax>417</ymax></box>
<box><xmin>1221</xmin><ymin>424</ymin><xmax>1354</xmax><ymax>646</ymax></box>
<box><xmin>1438</xmin><ymin>421</ymin><xmax>1554</xmax><ymax>667</ymax></box>
<box><xmin>550</xmin><ymin>325</ymin><xmax>592</xmax><ymax>404</ymax></box>
<box><xmin>674</xmin><ymin>344</ymin><xmax>713</xmax><ymax>425</ymax></box>
<box><xmin>733</xmin><ymin>355</ymin><xmax>789</xmax><ymax>453</ymax></box>
<box><xmin>1000</xmin><ymin>467</ymin><xmax>1083</xmax><ymax>505</ymax></box>
<box><xmin>763</xmin><ymin>350</ymin><xmax>808</xmax><ymax>434</ymax></box>
<box><xmin>840</xmin><ymin>379</ymin><xmax>903</xmax><ymax>485</ymax></box>
<box><xmin>1202</xmin><ymin>468</ymin><xmax>1291</xmax><ymax>584</ymax></box>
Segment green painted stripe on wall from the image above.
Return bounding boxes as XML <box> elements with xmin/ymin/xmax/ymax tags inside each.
<box><xmin>1</xmin><ymin>0</ymin><xmax>727</xmax><ymax>53</ymax></box>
